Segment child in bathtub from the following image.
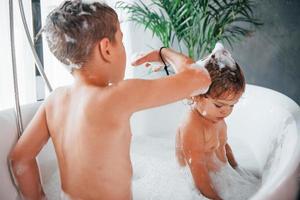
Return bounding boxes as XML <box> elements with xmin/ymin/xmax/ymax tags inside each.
<box><xmin>8</xmin><ymin>1</ymin><xmax>211</xmax><ymax>200</ymax></box>
<box><xmin>176</xmin><ymin>44</ymin><xmax>260</xmax><ymax>200</ymax></box>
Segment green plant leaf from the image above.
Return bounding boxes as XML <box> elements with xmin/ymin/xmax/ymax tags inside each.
<box><xmin>117</xmin><ymin>0</ymin><xmax>262</xmax><ymax>59</ymax></box>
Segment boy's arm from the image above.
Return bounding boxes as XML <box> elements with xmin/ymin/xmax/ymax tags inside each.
<box><xmin>9</xmin><ymin>103</ymin><xmax>50</xmax><ymax>200</ymax></box>
<box><xmin>132</xmin><ymin>48</ymin><xmax>193</xmax><ymax>73</ymax></box>
<box><xmin>117</xmin><ymin>48</ymin><xmax>211</xmax><ymax>112</ymax></box>
<box><xmin>225</xmin><ymin>143</ymin><xmax>238</xmax><ymax>169</ymax></box>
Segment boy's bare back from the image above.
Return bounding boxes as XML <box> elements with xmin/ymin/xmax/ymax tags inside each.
<box><xmin>46</xmin><ymin>85</ymin><xmax>133</xmax><ymax>199</ymax></box>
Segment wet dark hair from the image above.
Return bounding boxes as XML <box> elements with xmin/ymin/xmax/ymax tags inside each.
<box><xmin>44</xmin><ymin>0</ymin><xmax>118</xmax><ymax>70</ymax></box>
<box><xmin>200</xmin><ymin>58</ymin><xmax>245</xmax><ymax>100</ymax></box>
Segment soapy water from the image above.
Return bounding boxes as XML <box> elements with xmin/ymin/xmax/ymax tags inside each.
<box><xmin>42</xmin><ymin>135</ymin><xmax>261</xmax><ymax>200</ymax></box>
<box><xmin>131</xmin><ymin>136</ymin><xmax>261</xmax><ymax>200</ymax></box>
<box><xmin>209</xmin><ymin>154</ymin><xmax>261</xmax><ymax>200</ymax></box>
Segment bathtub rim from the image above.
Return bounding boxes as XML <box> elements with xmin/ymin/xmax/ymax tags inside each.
<box><xmin>244</xmin><ymin>84</ymin><xmax>300</xmax><ymax>200</ymax></box>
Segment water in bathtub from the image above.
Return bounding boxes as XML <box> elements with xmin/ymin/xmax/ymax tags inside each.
<box><xmin>208</xmin><ymin>153</ymin><xmax>261</xmax><ymax>200</ymax></box>
<box><xmin>41</xmin><ymin>135</ymin><xmax>261</xmax><ymax>200</ymax></box>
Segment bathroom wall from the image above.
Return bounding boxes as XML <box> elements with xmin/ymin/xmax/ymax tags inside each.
<box><xmin>231</xmin><ymin>0</ymin><xmax>300</xmax><ymax>104</ymax></box>
<box><xmin>0</xmin><ymin>0</ymin><xmax>36</xmax><ymax>110</ymax></box>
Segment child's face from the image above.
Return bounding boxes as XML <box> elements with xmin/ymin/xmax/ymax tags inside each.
<box><xmin>194</xmin><ymin>92</ymin><xmax>243</xmax><ymax>122</ymax></box>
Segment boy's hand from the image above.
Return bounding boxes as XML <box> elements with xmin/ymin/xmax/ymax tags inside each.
<box><xmin>189</xmin><ymin>62</ymin><xmax>211</xmax><ymax>96</ymax></box>
<box><xmin>131</xmin><ymin>50</ymin><xmax>163</xmax><ymax>67</ymax></box>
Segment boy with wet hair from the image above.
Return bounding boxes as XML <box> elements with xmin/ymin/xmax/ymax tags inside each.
<box><xmin>9</xmin><ymin>1</ymin><xmax>211</xmax><ymax>199</ymax></box>
<box><xmin>176</xmin><ymin>43</ymin><xmax>260</xmax><ymax>200</ymax></box>
<box><xmin>44</xmin><ymin>0</ymin><xmax>119</xmax><ymax>72</ymax></box>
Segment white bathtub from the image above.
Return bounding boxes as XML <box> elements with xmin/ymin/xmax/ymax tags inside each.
<box><xmin>0</xmin><ymin>84</ymin><xmax>299</xmax><ymax>200</ymax></box>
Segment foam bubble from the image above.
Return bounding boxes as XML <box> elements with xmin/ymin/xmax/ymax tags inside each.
<box><xmin>64</xmin><ymin>34</ymin><xmax>76</xmax><ymax>43</ymax></box>
<box><xmin>196</xmin><ymin>42</ymin><xmax>237</xmax><ymax>70</ymax></box>
<box><xmin>58</xmin><ymin>14</ymin><xmax>66</xmax><ymax>23</ymax></box>
<box><xmin>15</xmin><ymin>163</ymin><xmax>28</xmax><ymax>176</ymax></box>
<box><xmin>90</xmin><ymin>5</ymin><xmax>97</xmax><ymax>11</ymax></box>
<box><xmin>78</xmin><ymin>11</ymin><xmax>92</xmax><ymax>16</ymax></box>
<box><xmin>60</xmin><ymin>190</ymin><xmax>72</xmax><ymax>200</ymax></box>
<box><xmin>82</xmin><ymin>21</ymin><xmax>89</xmax><ymax>29</ymax></box>
<box><xmin>81</xmin><ymin>0</ymin><xmax>106</xmax><ymax>4</ymax></box>
<box><xmin>64</xmin><ymin>59</ymin><xmax>82</xmax><ymax>72</ymax></box>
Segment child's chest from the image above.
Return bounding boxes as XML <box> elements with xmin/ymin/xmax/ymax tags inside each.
<box><xmin>202</xmin><ymin>124</ymin><xmax>226</xmax><ymax>152</ymax></box>
<box><xmin>186</xmin><ymin>118</ymin><xmax>227</xmax><ymax>153</ymax></box>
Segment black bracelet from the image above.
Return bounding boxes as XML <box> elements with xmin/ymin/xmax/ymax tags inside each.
<box><xmin>159</xmin><ymin>47</ymin><xmax>170</xmax><ymax>76</ymax></box>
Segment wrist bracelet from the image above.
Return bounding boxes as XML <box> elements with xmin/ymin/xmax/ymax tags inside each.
<box><xmin>159</xmin><ymin>47</ymin><xmax>170</xmax><ymax>76</ymax></box>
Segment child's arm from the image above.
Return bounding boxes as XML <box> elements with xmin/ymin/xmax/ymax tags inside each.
<box><xmin>116</xmin><ymin>48</ymin><xmax>211</xmax><ymax>112</ymax></box>
<box><xmin>225</xmin><ymin>143</ymin><xmax>238</xmax><ymax>169</ymax></box>
<box><xmin>9</xmin><ymin>103</ymin><xmax>50</xmax><ymax>200</ymax></box>
<box><xmin>181</xmin><ymin>125</ymin><xmax>222</xmax><ymax>200</ymax></box>
<box><xmin>188</xmin><ymin>151</ymin><xmax>222</xmax><ymax>200</ymax></box>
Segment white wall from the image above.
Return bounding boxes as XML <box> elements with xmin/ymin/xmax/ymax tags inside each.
<box><xmin>0</xmin><ymin>0</ymin><xmax>36</xmax><ymax>110</ymax></box>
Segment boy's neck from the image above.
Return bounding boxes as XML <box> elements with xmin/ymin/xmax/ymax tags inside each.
<box><xmin>72</xmin><ymin>65</ymin><xmax>110</xmax><ymax>87</ymax></box>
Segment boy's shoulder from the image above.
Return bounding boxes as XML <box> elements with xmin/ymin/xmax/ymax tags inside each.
<box><xmin>45</xmin><ymin>86</ymin><xmax>69</xmax><ymax>103</ymax></box>
<box><xmin>43</xmin><ymin>86</ymin><xmax>72</xmax><ymax>112</ymax></box>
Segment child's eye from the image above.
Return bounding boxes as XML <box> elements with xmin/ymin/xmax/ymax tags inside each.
<box><xmin>214</xmin><ymin>103</ymin><xmax>223</xmax><ymax>108</ymax></box>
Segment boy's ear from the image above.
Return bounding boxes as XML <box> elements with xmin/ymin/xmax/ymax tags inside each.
<box><xmin>98</xmin><ymin>38</ymin><xmax>112</xmax><ymax>63</ymax></box>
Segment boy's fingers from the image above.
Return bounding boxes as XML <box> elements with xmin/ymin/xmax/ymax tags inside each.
<box><xmin>152</xmin><ymin>65</ymin><xmax>163</xmax><ymax>72</ymax></box>
<box><xmin>131</xmin><ymin>51</ymin><xmax>160</xmax><ymax>66</ymax></box>
<box><xmin>131</xmin><ymin>55</ymin><xmax>149</xmax><ymax>66</ymax></box>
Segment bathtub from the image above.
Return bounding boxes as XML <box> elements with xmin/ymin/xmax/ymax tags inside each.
<box><xmin>0</xmin><ymin>84</ymin><xmax>299</xmax><ymax>200</ymax></box>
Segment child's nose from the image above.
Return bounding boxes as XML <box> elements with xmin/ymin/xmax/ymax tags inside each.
<box><xmin>220</xmin><ymin>107</ymin><xmax>232</xmax><ymax>116</ymax></box>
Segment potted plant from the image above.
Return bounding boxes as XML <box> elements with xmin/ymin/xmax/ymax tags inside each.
<box><xmin>116</xmin><ymin>0</ymin><xmax>262</xmax><ymax>60</ymax></box>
